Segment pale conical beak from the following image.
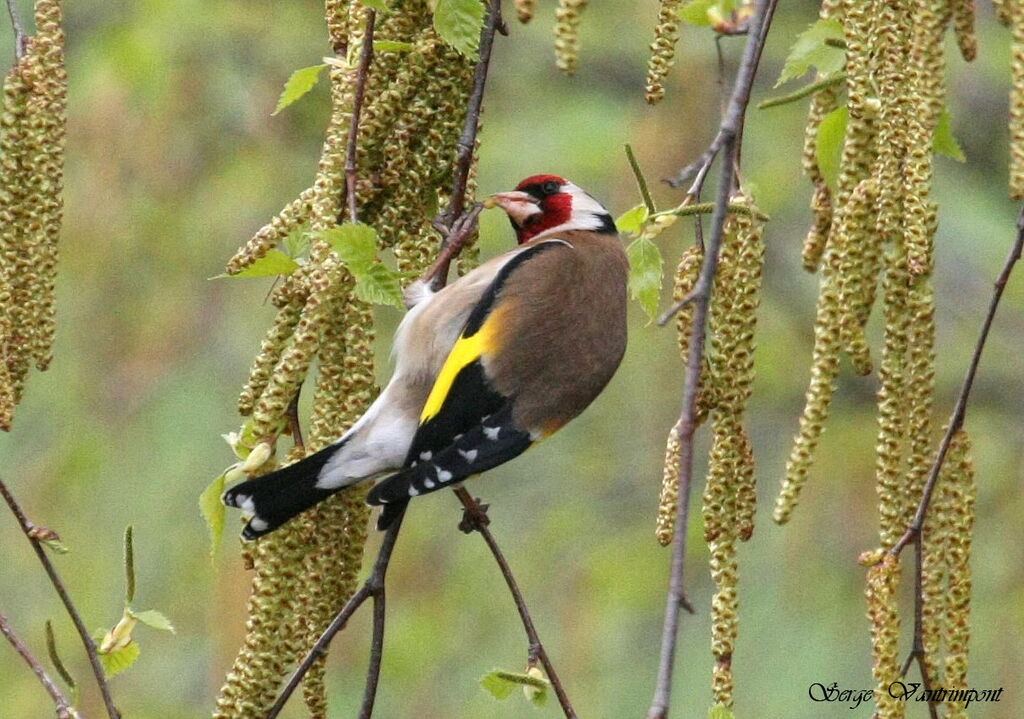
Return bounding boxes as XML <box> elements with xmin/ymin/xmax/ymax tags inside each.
<box><xmin>484</xmin><ymin>191</ymin><xmax>542</xmax><ymax>225</ymax></box>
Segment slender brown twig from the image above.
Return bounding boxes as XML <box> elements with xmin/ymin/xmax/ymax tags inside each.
<box><xmin>285</xmin><ymin>390</ymin><xmax>304</xmax><ymax>451</ymax></box>
<box><xmin>887</xmin><ymin>205</ymin><xmax>1024</xmax><ymax>708</ymax></box>
<box><xmin>647</xmin><ymin>1</ymin><xmax>778</xmax><ymax>717</ymax></box>
<box><xmin>263</xmin><ymin>506</ymin><xmax>407</xmax><ymax>719</ymax></box>
<box><xmin>345</xmin><ymin>9</ymin><xmax>376</xmax><ymax>225</ymax></box>
<box><xmin>435</xmin><ymin>0</ymin><xmax>505</xmax><ymax>235</ymax></box>
<box><xmin>5</xmin><ymin>0</ymin><xmax>25</xmax><ymax>61</ymax></box>
<box><xmin>0</xmin><ymin>479</ymin><xmax>121</xmax><ymax>719</ymax></box>
<box><xmin>453</xmin><ymin>488</ymin><xmax>577</xmax><ymax>718</ymax></box>
<box><xmin>267</xmin><ymin>8</ymin><xmax>508</xmax><ymax>715</ymax></box>
<box><xmin>0</xmin><ymin>612</ymin><xmax>77</xmax><ymax>719</ymax></box>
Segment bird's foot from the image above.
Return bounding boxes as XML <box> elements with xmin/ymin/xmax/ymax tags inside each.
<box><xmin>458</xmin><ymin>497</ymin><xmax>491</xmax><ymax>534</ymax></box>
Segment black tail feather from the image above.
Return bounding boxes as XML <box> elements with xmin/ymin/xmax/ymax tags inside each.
<box><xmin>366</xmin><ymin>406</ymin><xmax>532</xmax><ymax>511</ymax></box>
<box><xmin>222</xmin><ymin>440</ymin><xmax>344</xmax><ymax>540</ymax></box>
<box><xmin>376</xmin><ymin>500</ymin><xmax>409</xmax><ymax>531</ymax></box>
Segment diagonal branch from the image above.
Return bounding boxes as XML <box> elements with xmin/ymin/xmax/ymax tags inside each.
<box><xmin>264</xmin><ymin>506</ymin><xmax>406</xmax><ymax>719</ymax></box>
<box><xmin>647</xmin><ymin>1</ymin><xmax>779</xmax><ymax>717</ymax></box>
<box><xmin>344</xmin><ymin>9</ymin><xmax>377</xmax><ymax>225</ymax></box>
<box><xmin>0</xmin><ymin>612</ymin><xmax>78</xmax><ymax>719</ymax></box>
<box><xmin>0</xmin><ymin>478</ymin><xmax>121</xmax><ymax>719</ymax></box>
<box><xmin>429</xmin><ymin>0</ymin><xmax>505</xmax><ymax>291</ymax></box>
<box><xmin>453</xmin><ymin>488</ymin><xmax>577</xmax><ymax>719</ymax></box>
<box><xmin>888</xmin><ymin>204</ymin><xmax>1024</xmax><ymax>705</ymax></box>
<box><xmin>5</xmin><ymin>0</ymin><xmax>25</xmax><ymax>61</ymax></box>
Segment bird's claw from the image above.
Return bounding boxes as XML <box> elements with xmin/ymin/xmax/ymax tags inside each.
<box><xmin>458</xmin><ymin>498</ymin><xmax>491</xmax><ymax>534</ymax></box>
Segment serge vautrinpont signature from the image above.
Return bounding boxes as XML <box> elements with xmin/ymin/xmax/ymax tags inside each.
<box><xmin>808</xmin><ymin>681</ymin><xmax>1004</xmax><ymax>710</ymax></box>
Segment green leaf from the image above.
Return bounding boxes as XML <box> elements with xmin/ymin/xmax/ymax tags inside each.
<box><xmin>98</xmin><ymin>642</ymin><xmax>140</xmax><ymax>678</ymax></box>
<box><xmin>708</xmin><ymin>704</ymin><xmax>736</xmax><ymax>719</ymax></box>
<box><xmin>319</xmin><ymin>223</ymin><xmax>378</xmax><ymax>275</ymax></box>
<box><xmin>131</xmin><ymin>610</ymin><xmax>175</xmax><ymax>634</ymax></box>
<box><xmin>616</xmin><ymin>204</ymin><xmax>649</xmax><ymax>236</ymax></box>
<box><xmin>221</xmin><ymin>249</ymin><xmax>300</xmax><ymax>278</ymax></box>
<box><xmin>627</xmin><ymin>237</ymin><xmax>665</xmax><ymax>322</ymax></box>
<box><xmin>434</xmin><ymin>0</ymin><xmax>485</xmax><ymax>56</ymax></box>
<box><xmin>40</xmin><ymin>536</ymin><xmax>69</xmax><ymax>554</ymax></box>
<box><xmin>354</xmin><ymin>263</ymin><xmax>405</xmax><ymax>308</ymax></box>
<box><xmin>374</xmin><ymin>40</ymin><xmax>415</xmax><ymax>53</ymax></box>
<box><xmin>282</xmin><ymin>226</ymin><xmax>310</xmax><ymax>258</ymax></box>
<box><xmin>199</xmin><ymin>473</ymin><xmax>227</xmax><ymax>559</ymax></box>
<box><xmin>776</xmin><ymin>19</ymin><xmax>845</xmax><ymax>87</ymax></box>
<box><xmin>361</xmin><ymin>0</ymin><xmax>389</xmax><ymax>10</ymax></box>
<box><xmin>272</xmin><ymin>64</ymin><xmax>327</xmax><ymax>116</ymax></box>
<box><xmin>816</xmin><ymin>105</ymin><xmax>848</xmax><ymax>191</ymax></box>
<box><xmin>677</xmin><ymin>0</ymin><xmax>717</xmax><ymax>26</ymax></box>
<box><xmin>933</xmin><ymin>110</ymin><xmax>965</xmax><ymax>162</ymax></box>
<box><xmin>480</xmin><ymin>671</ymin><xmax>517</xmax><ymax>700</ymax></box>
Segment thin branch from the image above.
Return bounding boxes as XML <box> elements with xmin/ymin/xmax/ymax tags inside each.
<box><xmin>647</xmin><ymin>1</ymin><xmax>779</xmax><ymax>717</ymax></box>
<box><xmin>435</xmin><ymin>0</ymin><xmax>504</xmax><ymax>236</ymax></box>
<box><xmin>890</xmin><ymin>205</ymin><xmax>1024</xmax><ymax>557</ymax></box>
<box><xmin>5</xmin><ymin>0</ymin><xmax>25</xmax><ymax>61</ymax></box>
<box><xmin>625</xmin><ymin>143</ymin><xmax>656</xmax><ymax>214</ymax></box>
<box><xmin>0</xmin><ymin>479</ymin><xmax>121</xmax><ymax>719</ymax></box>
<box><xmin>453</xmin><ymin>488</ymin><xmax>577</xmax><ymax>719</ymax></box>
<box><xmin>0</xmin><ymin>612</ymin><xmax>77</xmax><ymax>719</ymax></box>
<box><xmin>345</xmin><ymin>10</ymin><xmax>377</xmax><ymax>225</ymax></box>
<box><xmin>757</xmin><ymin>73</ymin><xmax>848</xmax><ymax>110</ymax></box>
<box><xmin>885</xmin><ymin>205</ymin><xmax>1024</xmax><ymax>711</ymax></box>
<box><xmin>286</xmin><ymin>390</ymin><xmax>304</xmax><ymax>451</ymax></box>
<box><xmin>264</xmin><ymin>506</ymin><xmax>406</xmax><ymax>719</ymax></box>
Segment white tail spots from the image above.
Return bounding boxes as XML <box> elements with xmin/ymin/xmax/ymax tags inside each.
<box><xmin>238</xmin><ymin>497</ymin><xmax>256</xmax><ymax>513</ymax></box>
<box><xmin>423</xmin><ymin>478</ymin><xmax>435</xmax><ymax>489</ymax></box>
<box><xmin>437</xmin><ymin>469</ymin><xmax>453</xmax><ymax>482</ymax></box>
<box><xmin>419</xmin><ymin>451</ymin><xmax>432</xmax><ymax>460</ymax></box>
<box><xmin>408</xmin><ymin>486</ymin><xmax>420</xmax><ymax>497</ymax></box>
<box><xmin>483</xmin><ymin>426</ymin><xmax>501</xmax><ymax>441</ymax></box>
<box><xmin>248</xmin><ymin>517</ymin><xmax>268</xmax><ymax>533</ymax></box>
<box><xmin>459</xmin><ymin>448</ymin><xmax>478</xmax><ymax>463</ymax></box>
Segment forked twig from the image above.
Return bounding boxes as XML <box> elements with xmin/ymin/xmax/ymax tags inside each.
<box><xmin>1</xmin><ymin>479</ymin><xmax>121</xmax><ymax>719</ymax></box>
<box><xmin>0</xmin><ymin>612</ymin><xmax>77</xmax><ymax>719</ymax></box>
<box><xmin>264</xmin><ymin>507</ymin><xmax>407</xmax><ymax>719</ymax></box>
<box><xmin>887</xmin><ymin>205</ymin><xmax>1024</xmax><ymax>715</ymax></box>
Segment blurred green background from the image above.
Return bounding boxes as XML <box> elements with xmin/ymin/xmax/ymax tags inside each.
<box><xmin>2</xmin><ymin>1</ymin><xmax>1022</xmax><ymax>717</ymax></box>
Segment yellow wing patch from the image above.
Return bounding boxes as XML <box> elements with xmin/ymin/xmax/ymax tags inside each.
<box><xmin>420</xmin><ymin>306</ymin><xmax>508</xmax><ymax>422</ymax></box>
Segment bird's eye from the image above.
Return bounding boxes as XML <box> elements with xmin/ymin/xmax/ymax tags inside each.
<box><xmin>542</xmin><ymin>180</ymin><xmax>561</xmax><ymax>195</ymax></box>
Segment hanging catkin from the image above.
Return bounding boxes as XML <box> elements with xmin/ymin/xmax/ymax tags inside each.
<box><xmin>0</xmin><ymin>0</ymin><xmax>67</xmax><ymax>431</ymax></box>
<box><xmin>214</xmin><ymin>2</ymin><xmax>478</xmax><ymax>716</ymax></box>
<box><xmin>645</xmin><ymin>0</ymin><xmax>683</xmax><ymax>104</ymax></box>
<box><xmin>554</xmin><ymin>0</ymin><xmax>588</xmax><ymax>74</ymax></box>
<box><xmin>773</xmin><ymin>0</ymin><xmax>984</xmax><ymax>712</ymax></box>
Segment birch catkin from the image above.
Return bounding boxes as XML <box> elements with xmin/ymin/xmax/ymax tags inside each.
<box><xmin>215</xmin><ymin>2</ymin><xmax>477</xmax><ymax>716</ymax></box>
<box><xmin>0</xmin><ymin>1</ymin><xmax>67</xmax><ymax>431</ymax></box>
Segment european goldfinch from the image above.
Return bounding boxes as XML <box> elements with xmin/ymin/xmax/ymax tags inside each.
<box><xmin>223</xmin><ymin>175</ymin><xmax>627</xmax><ymax>537</ymax></box>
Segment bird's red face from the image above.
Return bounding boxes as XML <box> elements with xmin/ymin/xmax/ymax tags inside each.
<box><xmin>488</xmin><ymin>174</ymin><xmax>616</xmax><ymax>244</ymax></box>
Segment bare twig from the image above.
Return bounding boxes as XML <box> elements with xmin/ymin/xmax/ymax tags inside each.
<box><xmin>757</xmin><ymin>73</ymin><xmax>848</xmax><ymax>110</ymax></box>
<box><xmin>5</xmin><ymin>0</ymin><xmax>25</xmax><ymax>61</ymax></box>
<box><xmin>887</xmin><ymin>205</ymin><xmax>1024</xmax><ymax>705</ymax></box>
<box><xmin>345</xmin><ymin>10</ymin><xmax>377</xmax><ymax>224</ymax></box>
<box><xmin>0</xmin><ymin>613</ymin><xmax>77</xmax><ymax>719</ymax></box>
<box><xmin>0</xmin><ymin>479</ymin><xmax>121</xmax><ymax>719</ymax></box>
<box><xmin>453</xmin><ymin>488</ymin><xmax>577</xmax><ymax>719</ymax></box>
<box><xmin>435</xmin><ymin>0</ymin><xmax>504</xmax><ymax>237</ymax></box>
<box><xmin>424</xmin><ymin>203</ymin><xmax>485</xmax><ymax>292</ymax></box>
<box><xmin>285</xmin><ymin>390</ymin><xmax>304</xmax><ymax>451</ymax></box>
<box><xmin>647</xmin><ymin>1</ymin><xmax>778</xmax><ymax>717</ymax></box>
<box><xmin>264</xmin><ymin>506</ymin><xmax>406</xmax><ymax>719</ymax></box>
